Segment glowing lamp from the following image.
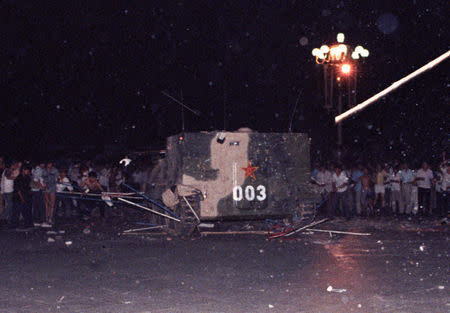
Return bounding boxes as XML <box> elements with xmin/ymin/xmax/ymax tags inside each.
<box><xmin>312</xmin><ymin>48</ymin><xmax>320</xmax><ymax>56</ymax></box>
<box><xmin>320</xmin><ymin>45</ymin><xmax>330</xmax><ymax>53</ymax></box>
<box><xmin>337</xmin><ymin>33</ymin><xmax>345</xmax><ymax>43</ymax></box>
<box><xmin>341</xmin><ymin>64</ymin><xmax>351</xmax><ymax>74</ymax></box>
<box><xmin>329</xmin><ymin>45</ymin><xmax>345</xmax><ymax>61</ymax></box>
<box><xmin>355</xmin><ymin>46</ymin><xmax>364</xmax><ymax>54</ymax></box>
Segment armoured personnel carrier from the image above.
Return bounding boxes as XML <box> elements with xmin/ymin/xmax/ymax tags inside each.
<box><xmin>147</xmin><ymin>129</ymin><xmax>320</xmax><ymax>234</ymax></box>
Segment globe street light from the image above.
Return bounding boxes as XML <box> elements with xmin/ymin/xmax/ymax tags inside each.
<box><xmin>312</xmin><ymin>33</ymin><xmax>369</xmax><ymax>160</ymax></box>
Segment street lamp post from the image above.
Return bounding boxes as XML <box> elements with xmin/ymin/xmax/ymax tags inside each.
<box><xmin>312</xmin><ymin>33</ymin><xmax>369</xmax><ymax>161</ymax></box>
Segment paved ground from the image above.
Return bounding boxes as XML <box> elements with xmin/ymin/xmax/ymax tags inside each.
<box><xmin>0</xmin><ymin>217</ymin><xmax>448</xmax><ymax>313</ymax></box>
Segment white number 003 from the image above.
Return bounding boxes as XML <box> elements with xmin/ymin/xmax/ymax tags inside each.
<box><xmin>232</xmin><ymin>185</ymin><xmax>266</xmax><ymax>201</ymax></box>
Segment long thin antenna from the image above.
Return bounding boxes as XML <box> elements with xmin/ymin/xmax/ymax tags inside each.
<box><xmin>223</xmin><ymin>79</ymin><xmax>227</xmax><ymax>130</ymax></box>
<box><xmin>335</xmin><ymin>50</ymin><xmax>450</xmax><ymax>124</ymax></box>
<box><xmin>180</xmin><ymin>89</ymin><xmax>185</xmax><ymax>133</ymax></box>
<box><xmin>161</xmin><ymin>90</ymin><xmax>201</xmax><ymax>116</ymax></box>
<box><xmin>288</xmin><ymin>91</ymin><xmax>302</xmax><ymax>132</ymax></box>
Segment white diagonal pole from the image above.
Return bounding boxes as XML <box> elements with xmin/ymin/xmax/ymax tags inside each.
<box><xmin>118</xmin><ymin>197</ymin><xmax>180</xmax><ymax>222</ymax></box>
<box><xmin>335</xmin><ymin>50</ymin><xmax>450</xmax><ymax>124</ymax></box>
<box><xmin>183</xmin><ymin>196</ymin><xmax>200</xmax><ymax>222</ymax></box>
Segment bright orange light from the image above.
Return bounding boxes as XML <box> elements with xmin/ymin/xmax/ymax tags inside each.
<box><xmin>341</xmin><ymin>64</ymin><xmax>351</xmax><ymax>74</ymax></box>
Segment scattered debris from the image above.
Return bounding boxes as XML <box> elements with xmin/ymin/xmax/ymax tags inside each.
<box><xmin>198</xmin><ymin>223</ymin><xmax>214</xmax><ymax>228</ymax></box>
<box><xmin>123</xmin><ymin>225</ymin><xmax>165</xmax><ymax>233</ymax></box>
<box><xmin>306</xmin><ymin>229</ymin><xmax>371</xmax><ymax>236</ymax></box>
<box><xmin>268</xmin><ymin>218</ymin><xmax>328</xmax><ymax>239</ymax></box>
<box><xmin>327</xmin><ymin>286</ymin><xmax>347</xmax><ymax>293</ymax></box>
<box><xmin>121</xmin><ymin>232</ymin><xmax>167</xmax><ymax>236</ymax></box>
<box><xmin>201</xmin><ymin>230</ymin><xmax>268</xmax><ymax>236</ymax></box>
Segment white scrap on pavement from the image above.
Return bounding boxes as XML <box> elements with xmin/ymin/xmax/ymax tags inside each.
<box><xmin>327</xmin><ymin>285</ymin><xmax>347</xmax><ymax>293</ymax></box>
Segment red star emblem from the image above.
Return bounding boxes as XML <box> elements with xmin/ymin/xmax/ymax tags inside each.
<box><xmin>241</xmin><ymin>161</ymin><xmax>259</xmax><ymax>180</ymax></box>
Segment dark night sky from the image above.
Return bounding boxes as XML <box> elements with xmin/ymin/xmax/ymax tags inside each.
<box><xmin>2</xmin><ymin>0</ymin><xmax>449</xmax><ymax>162</ymax></box>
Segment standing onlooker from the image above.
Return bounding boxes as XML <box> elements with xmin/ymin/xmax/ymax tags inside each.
<box><xmin>0</xmin><ymin>157</ymin><xmax>5</xmax><ymax>221</ymax></box>
<box><xmin>332</xmin><ymin>165</ymin><xmax>351</xmax><ymax>219</ymax></box>
<box><xmin>352</xmin><ymin>164</ymin><xmax>364</xmax><ymax>216</ymax></box>
<box><xmin>400</xmin><ymin>162</ymin><xmax>415</xmax><ymax>216</ymax></box>
<box><xmin>311</xmin><ymin>162</ymin><xmax>320</xmax><ymax>182</ymax></box>
<box><xmin>360</xmin><ymin>168</ymin><xmax>374</xmax><ymax>216</ymax></box>
<box><xmin>43</xmin><ymin>162</ymin><xmax>59</xmax><ymax>226</ymax></box>
<box><xmin>415</xmin><ymin>162</ymin><xmax>434</xmax><ymax>216</ymax></box>
<box><xmin>439</xmin><ymin>156</ymin><xmax>449</xmax><ymax>216</ymax></box>
<box><xmin>31</xmin><ymin>162</ymin><xmax>46</xmax><ymax>225</ymax></box>
<box><xmin>68</xmin><ymin>163</ymin><xmax>81</xmax><ymax>188</ymax></box>
<box><xmin>79</xmin><ymin>172</ymin><xmax>105</xmax><ymax>218</ymax></box>
<box><xmin>384</xmin><ymin>163</ymin><xmax>393</xmax><ymax>212</ymax></box>
<box><xmin>374</xmin><ymin>164</ymin><xmax>387</xmax><ymax>212</ymax></box>
<box><xmin>98</xmin><ymin>164</ymin><xmax>111</xmax><ymax>192</ymax></box>
<box><xmin>390</xmin><ymin>166</ymin><xmax>403</xmax><ymax>215</ymax></box>
<box><xmin>1</xmin><ymin>161</ymin><xmax>21</xmax><ymax>226</ymax></box>
<box><xmin>11</xmin><ymin>166</ymin><xmax>33</xmax><ymax>230</ymax></box>
<box><xmin>56</xmin><ymin>170</ymin><xmax>73</xmax><ymax>218</ymax></box>
<box><xmin>316</xmin><ymin>165</ymin><xmax>333</xmax><ymax>215</ymax></box>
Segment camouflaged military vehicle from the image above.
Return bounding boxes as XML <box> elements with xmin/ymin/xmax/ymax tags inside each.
<box><xmin>148</xmin><ymin>129</ymin><xmax>320</xmax><ymax>234</ymax></box>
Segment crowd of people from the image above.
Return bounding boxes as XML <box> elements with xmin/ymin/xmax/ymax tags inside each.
<box><xmin>311</xmin><ymin>153</ymin><xmax>450</xmax><ymax>219</ymax></box>
<box><xmin>1</xmin><ymin>152</ymin><xmax>449</xmax><ymax>231</ymax></box>
<box><xmin>0</xmin><ymin>157</ymin><xmax>151</xmax><ymax>231</ymax></box>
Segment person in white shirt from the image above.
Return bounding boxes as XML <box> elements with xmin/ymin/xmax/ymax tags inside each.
<box><xmin>438</xmin><ymin>153</ymin><xmax>449</xmax><ymax>216</ymax></box>
<box><xmin>1</xmin><ymin>161</ymin><xmax>21</xmax><ymax>224</ymax></box>
<box><xmin>98</xmin><ymin>164</ymin><xmax>111</xmax><ymax>192</ymax></box>
<box><xmin>315</xmin><ymin>165</ymin><xmax>333</xmax><ymax>215</ymax></box>
<box><xmin>384</xmin><ymin>163</ymin><xmax>393</xmax><ymax>212</ymax></box>
<box><xmin>390</xmin><ymin>166</ymin><xmax>403</xmax><ymax>215</ymax></box>
<box><xmin>31</xmin><ymin>162</ymin><xmax>46</xmax><ymax>225</ymax></box>
<box><xmin>56</xmin><ymin>170</ymin><xmax>73</xmax><ymax>218</ymax></box>
<box><xmin>0</xmin><ymin>157</ymin><xmax>4</xmax><ymax>220</ymax></box>
<box><xmin>68</xmin><ymin>163</ymin><xmax>81</xmax><ymax>186</ymax></box>
<box><xmin>400</xmin><ymin>162</ymin><xmax>415</xmax><ymax>215</ymax></box>
<box><xmin>332</xmin><ymin>165</ymin><xmax>351</xmax><ymax>219</ymax></box>
<box><xmin>415</xmin><ymin>162</ymin><xmax>434</xmax><ymax>216</ymax></box>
